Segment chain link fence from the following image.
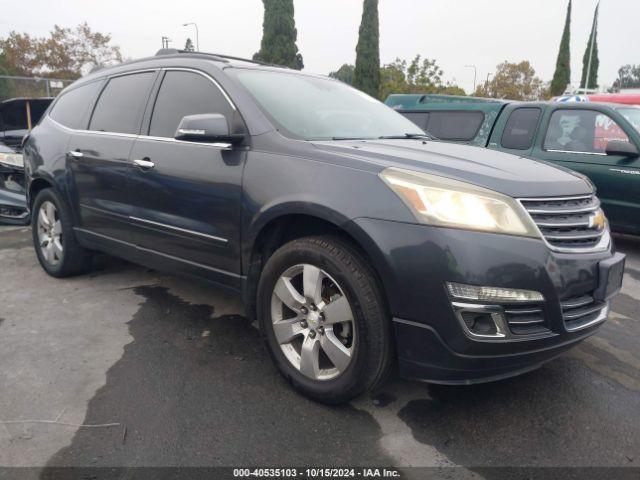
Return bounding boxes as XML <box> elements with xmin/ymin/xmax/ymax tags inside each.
<box><xmin>0</xmin><ymin>75</ymin><xmax>74</xmax><ymax>101</ymax></box>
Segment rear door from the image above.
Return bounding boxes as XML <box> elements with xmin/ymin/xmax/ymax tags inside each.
<box><xmin>127</xmin><ymin>68</ymin><xmax>245</xmax><ymax>285</ymax></box>
<box><xmin>532</xmin><ymin>106</ymin><xmax>640</xmax><ymax>232</ymax></box>
<box><xmin>67</xmin><ymin>70</ymin><xmax>158</xmax><ymax>243</ymax></box>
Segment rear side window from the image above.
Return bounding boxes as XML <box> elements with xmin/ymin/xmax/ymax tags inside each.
<box><xmin>401</xmin><ymin>112</ymin><xmax>429</xmax><ymax>131</ymax></box>
<box><xmin>149</xmin><ymin>70</ymin><xmax>234</xmax><ymax>138</ymax></box>
<box><xmin>425</xmin><ymin>111</ymin><xmax>484</xmax><ymax>141</ymax></box>
<box><xmin>89</xmin><ymin>72</ymin><xmax>155</xmax><ymax>134</ymax></box>
<box><xmin>49</xmin><ymin>82</ymin><xmax>101</xmax><ymax>129</ymax></box>
<box><xmin>0</xmin><ymin>102</ymin><xmax>27</xmax><ymax>131</ymax></box>
<box><xmin>501</xmin><ymin>108</ymin><xmax>541</xmax><ymax>150</ymax></box>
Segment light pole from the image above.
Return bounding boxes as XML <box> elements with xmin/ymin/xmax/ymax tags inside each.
<box><xmin>183</xmin><ymin>22</ymin><xmax>199</xmax><ymax>52</ymax></box>
<box><xmin>465</xmin><ymin>65</ymin><xmax>477</xmax><ymax>94</ymax></box>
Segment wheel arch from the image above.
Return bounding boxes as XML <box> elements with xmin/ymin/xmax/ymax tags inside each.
<box><xmin>28</xmin><ymin>176</ymin><xmax>55</xmax><ymax>210</ymax></box>
<box><xmin>243</xmin><ymin>206</ymin><xmax>393</xmax><ymax>322</ymax></box>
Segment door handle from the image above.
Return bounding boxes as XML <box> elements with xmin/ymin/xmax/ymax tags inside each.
<box><xmin>68</xmin><ymin>150</ymin><xmax>83</xmax><ymax>158</ymax></box>
<box><xmin>133</xmin><ymin>158</ymin><xmax>155</xmax><ymax>170</ymax></box>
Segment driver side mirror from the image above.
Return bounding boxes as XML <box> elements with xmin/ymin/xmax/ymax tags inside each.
<box><xmin>174</xmin><ymin>114</ymin><xmax>245</xmax><ymax>144</ymax></box>
<box><xmin>605</xmin><ymin>140</ymin><xmax>639</xmax><ymax>158</ymax></box>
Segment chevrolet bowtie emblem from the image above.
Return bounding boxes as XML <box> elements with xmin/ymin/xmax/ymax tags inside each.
<box><xmin>589</xmin><ymin>209</ymin><xmax>606</xmax><ymax>231</ymax></box>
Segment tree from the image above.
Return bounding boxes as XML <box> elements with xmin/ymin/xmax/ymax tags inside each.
<box><xmin>550</xmin><ymin>0</ymin><xmax>571</xmax><ymax>96</ymax></box>
<box><xmin>0</xmin><ymin>52</ymin><xmax>17</xmax><ymax>100</ymax></box>
<box><xmin>612</xmin><ymin>64</ymin><xmax>640</xmax><ymax>91</ymax></box>
<box><xmin>0</xmin><ymin>32</ymin><xmax>41</xmax><ymax>76</ymax></box>
<box><xmin>580</xmin><ymin>3</ymin><xmax>599</xmax><ymax>90</ymax></box>
<box><xmin>0</xmin><ymin>23</ymin><xmax>122</xmax><ymax>79</ymax></box>
<box><xmin>475</xmin><ymin>61</ymin><xmax>545</xmax><ymax>101</ymax></box>
<box><xmin>378</xmin><ymin>55</ymin><xmax>465</xmax><ymax>100</ymax></box>
<box><xmin>329</xmin><ymin>64</ymin><xmax>355</xmax><ymax>85</ymax></box>
<box><xmin>253</xmin><ymin>0</ymin><xmax>303</xmax><ymax>70</ymax></box>
<box><xmin>353</xmin><ymin>0</ymin><xmax>380</xmax><ymax>98</ymax></box>
<box><xmin>184</xmin><ymin>38</ymin><xmax>195</xmax><ymax>52</ymax></box>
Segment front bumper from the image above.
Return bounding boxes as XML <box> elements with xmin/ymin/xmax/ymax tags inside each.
<box><xmin>350</xmin><ymin>218</ymin><xmax>623</xmax><ymax>383</ymax></box>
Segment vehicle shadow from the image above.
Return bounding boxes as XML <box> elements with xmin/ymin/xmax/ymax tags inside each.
<box><xmin>40</xmin><ymin>276</ymin><xmax>394</xmax><ymax>470</ymax></box>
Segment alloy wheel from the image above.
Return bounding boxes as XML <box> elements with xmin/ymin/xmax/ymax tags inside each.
<box><xmin>270</xmin><ymin>264</ymin><xmax>356</xmax><ymax>381</ymax></box>
<box><xmin>37</xmin><ymin>201</ymin><xmax>63</xmax><ymax>266</ymax></box>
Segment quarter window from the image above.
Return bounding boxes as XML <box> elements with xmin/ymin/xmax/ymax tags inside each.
<box><xmin>49</xmin><ymin>82</ymin><xmax>101</xmax><ymax>130</ymax></box>
<box><xmin>501</xmin><ymin>108</ymin><xmax>541</xmax><ymax>150</ymax></box>
<box><xmin>149</xmin><ymin>70</ymin><xmax>233</xmax><ymax>138</ymax></box>
<box><xmin>424</xmin><ymin>111</ymin><xmax>484</xmax><ymax>141</ymax></box>
<box><xmin>89</xmin><ymin>72</ymin><xmax>155</xmax><ymax>134</ymax></box>
<box><xmin>544</xmin><ymin>109</ymin><xmax>630</xmax><ymax>154</ymax></box>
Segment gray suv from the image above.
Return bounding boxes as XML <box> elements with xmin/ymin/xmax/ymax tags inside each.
<box><xmin>24</xmin><ymin>50</ymin><xmax>625</xmax><ymax>403</ymax></box>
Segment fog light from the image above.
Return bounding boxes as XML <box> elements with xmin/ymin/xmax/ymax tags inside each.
<box><xmin>447</xmin><ymin>282</ymin><xmax>544</xmax><ymax>303</ymax></box>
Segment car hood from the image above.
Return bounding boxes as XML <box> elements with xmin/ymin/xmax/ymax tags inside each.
<box><xmin>312</xmin><ymin>139</ymin><xmax>592</xmax><ymax>198</ymax></box>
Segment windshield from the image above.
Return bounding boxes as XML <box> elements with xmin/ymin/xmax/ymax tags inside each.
<box><xmin>619</xmin><ymin>108</ymin><xmax>640</xmax><ymax>134</ymax></box>
<box><xmin>231</xmin><ymin>69</ymin><xmax>425</xmax><ymax>141</ymax></box>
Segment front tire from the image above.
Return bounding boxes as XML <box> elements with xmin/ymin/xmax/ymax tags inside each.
<box><xmin>31</xmin><ymin>188</ymin><xmax>92</xmax><ymax>277</ymax></box>
<box><xmin>257</xmin><ymin>235</ymin><xmax>392</xmax><ymax>404</ymax></box>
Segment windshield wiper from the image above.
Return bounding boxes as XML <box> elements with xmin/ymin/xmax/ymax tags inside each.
<box><xmin>378</xmin><ymin>133</ymin><xmax>437</xmax><ymax>140</ymax></box>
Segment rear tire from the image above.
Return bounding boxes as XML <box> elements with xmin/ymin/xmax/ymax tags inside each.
<box><xmin>257</xmin><ymin>235</ymin><xmax>392</xmax><ymax>404</ymax></box>
<box><xmin>31</xmin><ymin>188</ymin><xmax>92</xmax><ymax>277</ymax></box>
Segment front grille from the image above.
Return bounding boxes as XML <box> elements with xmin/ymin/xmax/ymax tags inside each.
<box><xmin>520</xmin><ymin>195</ymin><xmax>607</xmax><ymax>251</ymax></box>
<box><xmin>504</xmin><ymin>304</ymin><xmax>549</xmax><ymax>336</ymax></box>
<box><xmin>561</xmin><ymin>295</ymin><xmax>607</xmax><ymax>331</ymax></box>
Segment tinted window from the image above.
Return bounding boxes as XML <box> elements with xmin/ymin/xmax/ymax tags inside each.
<box><xmin>50</xmin><ymin>82</ymin><xmax>101</xmax><ymax>129</ymax></box>
<box><xmin>401</xmin><ymin>112</ymin><xmax>429</xmax><ymax>131</ymax></box>
<box><xmin>425</xmin><ymin>111</ymin><xmax>484</xmax><ymax>141</ymax></box>
<box><xmin>89</xmin><ymin>72</ymin><xmax>155</xmax><ymax>134</ymax></box>
<box><xmin>0</xmin><ymin>102</ymin><xmax>27</xmax><ymax>131</ymax></box>
<box><xmin>149</xmin><ymin>71</ymin><xmax>234</xmax><ymax>138</ymax></box>
<box><xmin>501</xmin><ymin>108</ymin><xmax>541</xmax><ymax>150</ymax></box>
<box><xmin>544</xmin><ymin>109</ymin><xmax>630</xmax><ymax>154</ymax></box>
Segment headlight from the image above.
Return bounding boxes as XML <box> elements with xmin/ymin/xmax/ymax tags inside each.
<box><xmin>0</xmin><ymin>152</ymin><xmax>24</xmax><ymax>168</ymax></box>
<box><xmin>380</xmin><ymin>167</ymin><xmax>539</xmax><ymax>237</ymax></box>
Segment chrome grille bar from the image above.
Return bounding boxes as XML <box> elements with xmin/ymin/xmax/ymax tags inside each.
<box><xmin>519</xmin><ymin>194</ymin><xmax>609</xmax><ymax>253</ymax></box>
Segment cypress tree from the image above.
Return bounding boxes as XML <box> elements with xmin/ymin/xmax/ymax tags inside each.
<box><xmin>353</xmin><ymin>0</ymin><xmax>380</xmax><ymax>98</ymax></box>
<box><xmin>253</xmin><ymin>0</ymin><xmax>303</xmax><ymax>70</ymax></box>
<box><xmin>550</xmin><ymin>0</ymin><xmax>571</xmax><ymax>96</ymax></box>
<box><xmin>580</xmin><ymin>3</ymin><xmax>600</xmax><ymax>90</ymax></box>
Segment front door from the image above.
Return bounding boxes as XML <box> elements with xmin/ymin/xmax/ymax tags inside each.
<box><xmin>127</xmin><ymin>69</ymin><xmax>245</xmax><ymax>286</ymax></box>
<box><xmin>534</xmin><ymin>107</ymin><xmax>640</xmax><ymax>233</ymax></box>
<box><xmin>68</xmin><ymin>70</ymin><xmax>157</xmax><ymax>243</ymax></box>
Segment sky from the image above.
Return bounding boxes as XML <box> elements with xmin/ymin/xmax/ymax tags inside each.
<box><xmin>0</xmin><ymin>0</ymin><xmax>637</xmax><ymax>93</ymax></box>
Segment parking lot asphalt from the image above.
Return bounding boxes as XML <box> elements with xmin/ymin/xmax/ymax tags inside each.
<box><xmin>0</xmin><ymin>226</ymin><xmax>639</xmax><ymax>476</ymax></box>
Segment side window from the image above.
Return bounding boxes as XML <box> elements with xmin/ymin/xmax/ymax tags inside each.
<box><xmin>149</xmin><ymin>71</ymin><xmax>233</xmax><ymax>138</ymax></box>
<box><xmin>49</xmin><ymin>82</ymin><xmax>101</xmax><ymax>129</ymax></box>
<box><xmin>425</xmin><ymin>111</ymin><xmax>484</xmax><ymax>141</ymax></box>
<box><xmin>500</xmin><ymin>107</ymin><xmax>541</xmax><ymax>150</ymax></box>
<box><xmin>89</xmin><ymin>72</ymin><xmax>155</xmax><ymax>134</ymax></box>
<box><xmin>544</xmin><ymin>109</ymin><xmax>630</xmax><ymax>154</ymax></box>
<box><xmin>401</xmin><ymin>112</ymin><xmax>429</xmax><ymax>131</ymax></box>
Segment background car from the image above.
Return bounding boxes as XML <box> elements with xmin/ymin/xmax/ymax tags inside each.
<box><xmin>0</xmin><ymin>97</ymin><xmax>53</xmax><ymax>225</ymax></box>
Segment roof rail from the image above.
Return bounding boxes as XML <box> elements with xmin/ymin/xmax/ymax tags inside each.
<box><xmin>153</xmin><ymin>48</ymin><xmax>285</xmax><ymax>68</ymax></box>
